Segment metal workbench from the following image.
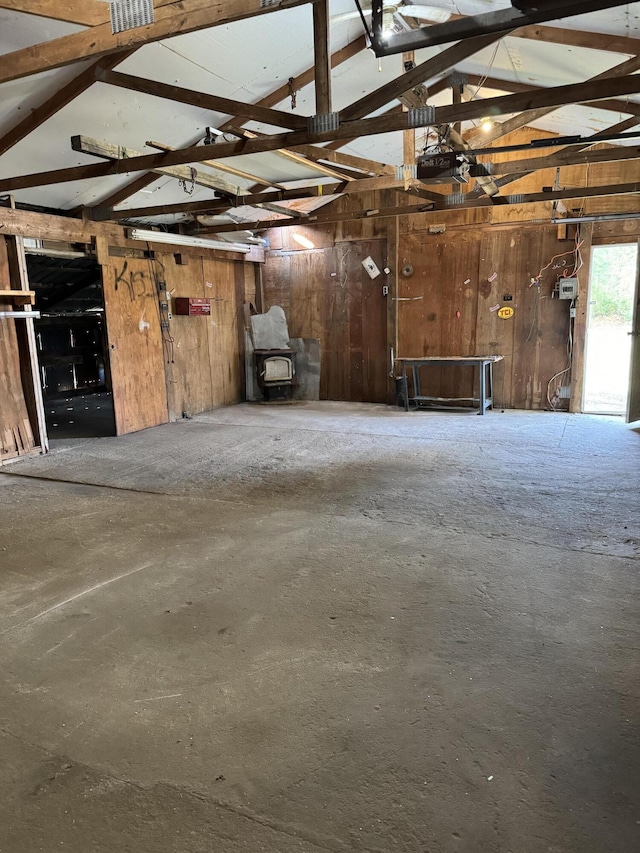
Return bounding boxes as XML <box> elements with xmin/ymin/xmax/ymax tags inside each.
<box><xmin>396</xmin><ymin>356</ymin><xmax>504</xmax><ymax>415</ymax></box>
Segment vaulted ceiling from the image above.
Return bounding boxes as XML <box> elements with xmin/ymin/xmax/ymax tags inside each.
<box><xmin>0</xmin><ymin>0</ymin><xmax>638</xmax><ymax>239</ymax></box>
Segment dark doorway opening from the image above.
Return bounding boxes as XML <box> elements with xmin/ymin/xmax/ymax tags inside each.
<box><xmin>26</xmin><ymin>253</ymin><xmax>116</xmax><ymax>439</ymax></box>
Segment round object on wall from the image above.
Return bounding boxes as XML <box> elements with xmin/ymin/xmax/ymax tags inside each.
<box><xmin>401</xmin><ymin>264</ymin><xmax>414</xmax><ymax>278</ymax></box>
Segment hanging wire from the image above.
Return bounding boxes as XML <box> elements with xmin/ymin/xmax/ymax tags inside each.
<box><xmin>354</xmin><ymin>0</ymin><xmax>374</xmax><ymax>41</ymax></box>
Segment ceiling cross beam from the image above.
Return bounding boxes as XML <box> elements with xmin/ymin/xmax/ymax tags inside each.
<box><xmin>96</xmin><ymin>69</ymin><xmax>310</xmax><ymax>131</ymax></box>
<box><xmin>90</xmin><ymin>142</ymin><xmax>640</xmax><ymax>223</ymax></box>
<box><xmin>465</xmin><ymin>53</ymin><xmax>640</xmax><ymax>150</ymax></box>
<box><xmin>4</xmin><ymin>73</ymin><xmax>640</xmax><ymax>193</ymax></box>
<box><xmin>0</xmin><ymin>49</ymin><xmax>136</xmax><ymax>158</ymax></box>
<box><xmin>339</xmin><ymin>31</ymin><xmax>510</xmax><ymax>122</ymax></box>
<box><xmin>0</xmin><ymin>0</ymin><xmax>315</xmax><ymax>85</ymax></box>
<box><xmin>196</xmin><ymin>180</ymin><xmax>640</xmax><ymax>233</ymax></box>
<box><xmin>88</xmin><ymin>32</ymin><xmax>367</xmax><ymax>212</ymax></box>
<box><xmin>0</xmin><ymin>0</ymin><xmax>180</xmax><ymax>27</ymax></box>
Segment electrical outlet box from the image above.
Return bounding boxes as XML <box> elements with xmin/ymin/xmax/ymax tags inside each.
<box><xmin>558</xmin><ymin>277</ymin><xmax>578</xmax><ymax>299</ymax></box>
<box><xmin>559</xmin><ymin>385</ymin><xmax>571</xmax><ymax>399</ymax></box>
<box><xmin>362</xmin><ymin>256</ymin><xmax>381</xmax><ymax>279</ymax></box>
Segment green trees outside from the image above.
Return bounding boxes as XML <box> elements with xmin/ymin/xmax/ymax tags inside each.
<box><xmin>589</xmin><ymin>244</ymin><xmax>637</xmax><ymax>323</ymax></box>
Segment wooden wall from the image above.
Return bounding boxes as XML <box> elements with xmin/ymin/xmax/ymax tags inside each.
<box><xmin>101</xmin><ymin>252</ymin><xmax>169</xmax><ymax>435</ymax></box>
<box><xmin>397</xmin><ymin>225</ymin><xmax>578</xmax><ymax>409</ymax></box>
<box><xmin>98</xmin><ymin>248</ymin><xmax>250</xmax><ymax>430</ymax></box>
<box><xmin>163</xmin><ymin>254</ymin><xmax>243</xmax><ymax>420</ymax></box>
<box><xmin>0</xmin><ymin>236</ymin><xmax>36</xmax><ymax>461</ymax></box>
<box><xmin>263</xmin><ymin>238</ymin><xmax>389</xmax><ymax>402</ymax></box>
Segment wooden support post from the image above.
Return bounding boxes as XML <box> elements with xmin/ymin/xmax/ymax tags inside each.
<box><xmin>402</xmin><ymin>51</ymin><xmax>416</xmax><ymax>180</ymax></box>
<box><xmin>313</xmin><ymin>0</ymin><xmax>332</xmax><ymax>115</ymax></box>
<box><xmin>570</xmin><ymin>222</ymin><xmax>593</xmax><ymax>413</ymax></box>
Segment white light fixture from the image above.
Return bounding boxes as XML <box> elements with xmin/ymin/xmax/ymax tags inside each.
<box><xmin>481</xmin><ymin>118</ymin><xmax>493</xmax><ymax>133</ymax></box>
<box><xmin>382</xmin><ymin>6</ymin><xmax>397</xmax><ymax>35</ymax></box>
<box><xmin>128</xmin><ymin>228</ymin><xmax>252</xmax><ymax>253</ymax></box>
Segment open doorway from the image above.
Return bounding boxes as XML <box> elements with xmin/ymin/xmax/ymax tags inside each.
<box><xmin>26</xmin><ymin>251</ymin><xmax>116</xmax><ymax>439</ymax></box>
<box><xmin>583</xmin><ymin>243</ymin><xmax>639</xmax><ymax>415</ymax></box>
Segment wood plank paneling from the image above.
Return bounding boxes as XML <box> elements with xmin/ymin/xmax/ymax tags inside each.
<box><xmin>0</xmin><ymin>236</ymin><xmax>35</xmax><ymax>460</ymax></box>
<box><xmin>202</xmin><ymin>257</ymin><xmax>242</xmax><ymax>407</ymax></box>
<box><xmin>101</xmin><ymin>254</ymin><xmax>168</xmax><ymax>434</ymax></box>
<box><xmin>398</xmin><ymin>226</ymin><xmax>575</xmax><ymax>409</ymax></box>
<box><xmin>263</xmin><ymin>240</ymin><xmax>388</xmax><ymax>402</ymax></box>
<box><xmin>398</xmin><ymin>232</ymin><xmax>481</xmax><ymax>400</ymax></box>
<box><xmin>161</xmin><ymin>253</ymin><xmax>213</xmax><ymax>420</ymax></box>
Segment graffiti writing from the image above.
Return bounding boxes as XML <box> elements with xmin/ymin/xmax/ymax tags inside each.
<box><xmin>114</xmin><ymin>260</ymin><xmax>150</xmax><ymax>303</ymax></box>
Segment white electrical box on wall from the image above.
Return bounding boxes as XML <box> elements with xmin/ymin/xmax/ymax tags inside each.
<box><xmin>558</xmin><ymin>277</ymin><xmax>578</xmax><ymax>299</ymax></box>
<box><xmin>362</xmin><ymin>256</ymin><xmax>381</xmax><ymax>279</ymax></box>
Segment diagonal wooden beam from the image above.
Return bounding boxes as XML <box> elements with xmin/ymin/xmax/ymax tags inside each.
<box><xmin>256</xmin><ymin>202</ymin><xmax>308</xmax><ymax>218</ymax></box>
<box><xmin>72</xmin><ymin>135</ymin><xmax>247</xmax><ymax>196</ymax></box>
<box><xmin>464</xmin><ymin>73</ymin><xmax>640</xmax><ymax>120</ymax></box>
<box><xmin>513</xmin><ymin>23</ymin><xmax>640</xmax><ymax>58</ymax></box>
<box><xmin>145</xmin><ymin>140</ymin><xmax>287</xmax><ymax>189</ymax></box>
<box><xmin>312</xmin><ymin>0</ymin><xmax>331</xmax><ymax>115</ymax></box>
<box><xmin>288</xmin><ymin>145</ymin><xmax>396</xmax><ymax>176</ymax></box>
<box><xmin>5</xmin><ymin>74</ymin><xmax>640</xmax><ymax>193</ymax></box>
<box><xmin>92</xmin><ymin>175</ymin><xmax>420</xmax><ymax>221</ymax></box>
<box><xmin>219</xmin><ymin>35</ymin><xmax>366</xmax><ymax>125</ymax></box>
<box><xmin>91</xmin><ymin>33</ymin><xmax>367</xmax><ymax>213</ymax></box>
<box><xmin>97</xmin><ymin>70</ymin><xmax>309</xmax><ymax>131</ymax></box>
<box><xmin>0</xmin><ymin>0</ymin><xmax>180</xmax><ymax>27</ymax></box>
<box><xmin>219</xmin><ymin>125</ymin><xmax>355</xmax><ymax>183</ymax></box>
<box><xmin>0</xmin><ymin>0</ymin><xmax>107</xmax><ymax>25</ymax></box>
<box><xmin>467</xmin><ymin>119</ymin><xmax>640</xmax><ymax>197</ymax></box>
<box><xmin>465</xmin><ymin>53</ymin><xmax>640</xmax><ymax>149</ymax></box>
<box><xmin>339</xmin><ymin>31</ymin><xmax>510</xmax><ymax>122</ymax></box>
<box><xmin>0</xmin><ymin>0</ymin><xmax>314</xmax><ymax>85</ymax></box>
<box><xmin>0</xmin><ymin>50</ymin><xmax>136</xmax><ymax>158</ymax></box>
<box><xmin>89</xmin><ymin>172</ymin><xmax>166</xmax><ymax>212</ymax></box>
<box><xmin>196</xmin><ymin>181</ymin><xmax>640</xmax><ymax>233</ymax></box>
<box><xmin>476</xmin><ymin>139</ymin><xmax>640</xmax><ymax>176</ymax></box>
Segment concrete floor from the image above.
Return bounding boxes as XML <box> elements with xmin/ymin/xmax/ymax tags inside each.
<box><xmin>0</xmin><ymin>403</ymin><xmax>638</xmax><ymax>853</ymax></box>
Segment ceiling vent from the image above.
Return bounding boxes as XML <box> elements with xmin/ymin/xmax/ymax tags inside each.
<box><xmin>105</xmin><ymin>0</ymin><xmax>155</xmax><ymax>35</ymax></box>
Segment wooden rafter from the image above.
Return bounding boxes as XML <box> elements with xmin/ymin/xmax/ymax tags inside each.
<box><xmin>88</xmin><ymin>33</ymin><xmax>367</xmax><ymax>212</ymax></box>
<box><xmin>144</xmin><ymin>141</ymin><xmax>287</xmax><ymax>189</ymax></box>
<box><xmin>0</xmin><ymin>0</ymin><xmax>107</xmax><ymax>26</ymax></box>
<box><xmin>72</xmin><ymin>135</ymin><xmax>247</xmax><ymax>196</ymax></box>
<box><xmin>197</xmin><ymin>181</ymin><xmax>640</xmax><ymax>233</ymax></box>
<box><xmin>0</xmin><ymin>0</ymin><xmax>314</xmax><ymax>84</ymax></box>
<box><xmin>0</xmin><ymin>50</ymin><xmax>135</xmax><ymax>158</ymax></box>
<box><xmin>91</xmin><ymin>186</ymin><xmax>344</xmax><ymax>221</ymax></box>
<box><xmin>3</xmin><ymin>73</ymin><xmax>640</xmax><ymax>193</ymax></box>
<box><xmin>476</xmin><ymin>141</ymin><xmax>640</xmax><ymax>177</ymax></box>
<box><xmin>87</xmin><ymin>139</ymin><xmax>640</xmax><ymax>223</ymax></box>
<box><xmin>0</xmin><ymin>0</ymin><xmax>180</xmax><ymax>27</ymax></box>
<box><xmin>340</xmin><ymin>32</ymin><xmax>509</xmax><ymax>122</ymax></box>
<box><xmin>312</xmin><ymin>0</ymin><xmax>331</xmax><ymax>115</ymax></box>
<box><xmin>97</xmin><ymin>70</ymin><xmax>309</xmax><ymax>131</ymax></box>
<box><xmin>467</xmin><ymin>119</ymin><xmax>640</xmax><ymax>198</ymax></box>
<box><xmin>513</xmin><ymin>23</ymin><xmax>640</xmax><ymax>57</ymax></box>
<box><xmin>465</xmin><ymin>53</ymin><xmax>640</xmax><ymax>149</ymax></box>
<box><xmin>288</xmin><ymin>145</ymin><xmax>395</xmax><ymax>176</ymax></box>
<box><xmin>463</xmin><ymin>73</ymin><xmax>640</xmax><ymax>120</ymax></box>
